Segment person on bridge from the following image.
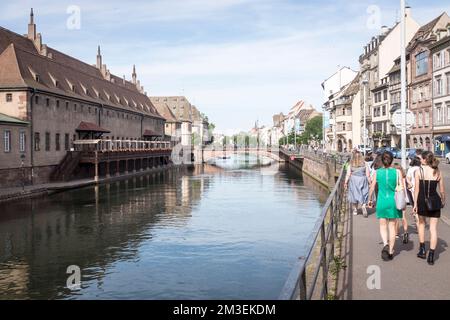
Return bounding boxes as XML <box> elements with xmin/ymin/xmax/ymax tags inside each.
<box><xmin>413</xmin><ymin>151</ymin><xmax>445</xmax><ymax>265</ymax></box>
<box><xmin>368</xmin><ymin>151</ymin><xmax>404</xmax><ymax>261</ymax></box>
<box><xmin>344</xmin><ymin>151</ymin><xmax>370</xmax><ymax>217</ymax></box>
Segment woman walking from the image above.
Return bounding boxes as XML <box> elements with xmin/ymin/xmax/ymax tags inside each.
<box><xmin>394</xmin><ymin>164</ymin><xmax>409</xmax><ymax>243</ymax></box>
<box><xmin>406</xmin><ymin>156</ymin><xmax>421</xmax><ymax>228</ymax></box>
<box><xmin>345</xmin><ymin>151</ymin><xmax>370</xmax><ymax>217</ymax></box>
<box><xmin>413</xmin><ymin>151</ymin><xmax>445</xmax><ymax>265</ymax></box>
<box><xmin>368</xmin><ymin>151</ymin><xmax>404</xmax><ymax>261</ymax></box>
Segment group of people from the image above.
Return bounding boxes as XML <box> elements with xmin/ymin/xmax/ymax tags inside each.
<box><xmin>344</xmin><ymin>149</ymin><xmax>445</xmax><ymax>265</ymax></box>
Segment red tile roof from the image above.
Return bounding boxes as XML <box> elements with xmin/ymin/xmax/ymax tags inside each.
<box><xmin>143</xmin><ymin>129</ymin><xmax>161</xmax><ymax>137</ymax></box>
<box><xmin>0</xmin><ymin>26</ymin><xmax>164</xmax><ymax>120</ymax></box>
<box><xmin>76</xmin><ymin>121</ymin><xmax>110</xmax><ymax>133</ymax></box>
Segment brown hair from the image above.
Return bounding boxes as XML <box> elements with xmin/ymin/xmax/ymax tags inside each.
<box><xmin>421</xmin><ymin>151</ymin><xmax>439</xmax><ymax>175</ymax></box>
<box><xmin>381</xmin><ymin>151</ymin><xmax>393</xmax><ymax>168</ymax></box>
<box><xmin>351</xmin><ymin>151</ymin><xmax>365</xmax><ymax>167</ymax></box>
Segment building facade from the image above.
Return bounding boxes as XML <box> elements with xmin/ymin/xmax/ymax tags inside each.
<box><xmin>430</xmin><ymin>27</ymin><xmax>450</xmax><ymax>155</ymax></box>
<box><xmin>0</xmin><ymin>10</ymin><xmax>166</xmax><ymax>187</ymax></box>
<box><xmin>408</xmin><ymin>13</ymin><xmax>450</xmax><ymax>151</ymax></box>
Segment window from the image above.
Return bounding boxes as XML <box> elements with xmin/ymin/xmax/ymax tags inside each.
<box><xmin>418</xmin><ymin>112</ymin><xmax>423</xmax><ymax>127</ymax></box>
<box><xmin>74</xmin><ymin>104</ymin><xmax>77</xmax><ymax>111</ymax></box>
<box><xmin>436</xmin><ymin>105</ymin><xmax>442</xmax><ymax>124</ymax></box>
<box><xmin>55</xmin><ymin>133</ymin><xmax>60</xmax><ymax>151</ymax></box>
<box><xmin>65</xmin><ymin>133</ymin><xmax>69</xmax><ymax>151</ymax></box>
<box><xmin>35</xmin><ymin>95</ymin><xmax>39</xmax><ymax>104</ymax></box>
<box><xmin>382</xmin><ymin>105</ymin><xmax>386</xmax><ymax>116</ymax></box>
<box><xmin>434</xmin><ymin>53</ymin><xmax>442</xmax><ymax>69</ymax></box>
<box><xmin>447</xmin><ymin>104</ymin><xmax>450</xmax><ymax>121</ymax></box>
<box><xmin>66</xmin><ymin>101</ymin><xmax>69</xmax><ymax>110</ymax></box>
<box><xmin>46</xmin><ymin>98</ymin><xmax>50</xmax><ymax>107</ymax></box>
<box><xmin>4</xmin><ymin>130</ymin><xmax>11</xmax><ymax>152</ymax></box>
<box><xmin>416</xmin><ymin>51</ymin><xmax>429</xmax><ymax>76</ymax></box>
<box><xmin>56</xmin><ymin>100</ymin><xmax>60</xmax><ymax>108</ymax></box>
<box><xmin>425</xmin><ymin>111</ymin><xmax>430</xmax><ymax>127</ymax></box>
<box><xmin>19</xmin><ymin>131</ymin><xmax>26</xmax><ymax>153</ymax></box>
<box><xmin>34</xmin><ymin>132</ymin><xmax>40</xmax><ymax>151</ymax></box>
<box><xmin>6</xmin><ymin>93</ymin><xmax>12</xmax><ymax>102</ymax></box>
<box><xmin>435</xmin><ymin>76</ymin><xmax>443</xmax><ymax>96</ymax></box>
<box><xmin>45</xmin><ymin>132</ymin><xmax>50</xmax><ymax>151</ymax></box>
<box><xmin>383</xmin><ymin>90</ymin><xmax>388</xmax><ymax>101</ymax></box>
<box><xmin>447</xmin><ymin>73</ymin><xmax>450</xmax><ymax>95</ymax></box>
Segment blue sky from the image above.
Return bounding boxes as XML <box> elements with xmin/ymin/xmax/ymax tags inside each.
<box><xmin>1</xmin><ymin>0</ymin><xmax>450</xmax><ymax>133</ymax></box>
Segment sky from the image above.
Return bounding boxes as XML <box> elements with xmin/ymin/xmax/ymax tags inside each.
<box><xmin>1</xmin><ymin>0</ymin><xmax>450</xmax><ymax>134</ymax></box>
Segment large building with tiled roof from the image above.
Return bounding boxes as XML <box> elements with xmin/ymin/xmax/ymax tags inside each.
<box><xmin>0</xmin><ymin>9</ymin><xmax>166</xmax><ymax>187</ymax></box>
<box><xmin>150</xmin><ymin>96</ymin><xmax>194</xmax><ymax>146</ymax></box>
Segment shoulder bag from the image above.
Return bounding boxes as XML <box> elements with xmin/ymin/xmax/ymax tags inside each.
<box><xmin>394</xmin><ymin>169</ymin><xmax>406</xmax><ymax>210</ymax></box>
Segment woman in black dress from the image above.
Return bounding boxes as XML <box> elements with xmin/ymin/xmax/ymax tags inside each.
<box><xmin>413</xmin><ymin>151</ymin><xmax>446</xmax><ymax>265</ymax></box>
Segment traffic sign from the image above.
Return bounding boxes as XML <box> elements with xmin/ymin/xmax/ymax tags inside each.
<box><xmin>392</xmin><ymin>110</ymin><xmax>415</xmax><ymax>130</ymax></box>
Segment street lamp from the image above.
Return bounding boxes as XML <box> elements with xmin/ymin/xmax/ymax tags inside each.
<box><xmin>361</xmin><ymin>76</ymin><xmax>369</xmax><ymax>157</ymax></box>
<box><xmin>400</xmin><ymin>0</ymin><xmax>408</xmax><ymax>169</ymax></box>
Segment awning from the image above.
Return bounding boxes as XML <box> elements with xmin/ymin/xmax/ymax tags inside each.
<box><xmin>76</xmin><ymin>121</ymin><xmax>110</xmax><ymax>133</ymax></box>
<box><xmin>434</xmin><ymin>135</ymin><xmax>450</xmax><ymax>142</ymax></box>
<box><xmin>143</xmin><ymin>129</ymin><xmax>161</xmax><ymax>137</ymax></box>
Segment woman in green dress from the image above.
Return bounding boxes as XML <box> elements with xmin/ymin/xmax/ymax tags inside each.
<box><xmin>368</xmin><ymin>151</ymin><xmax>404</xmax><ymax>261</ymax></box>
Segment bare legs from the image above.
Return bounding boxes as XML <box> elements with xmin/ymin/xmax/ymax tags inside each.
<box><xmin>379</xmin><ymin>218</ymin><xmax>388</xmax><ymax>246</ymax></box>
<box><xmin>388</xmin><ymin>220</ymin><xmax>396</xmax><ymax>254</ymax></box>
<box><xmin>380</xmin><ymin>218</ymin><xmax>397</xmax><ymax>255</ymax></box>
<box><xmin>429</xmin><ymin>217</ymin><xmax>439</xmax><ymax>251</ymax></box>
<box><xmin>417</xmin><ymin>216</ymin><xmax>426</xmax><ymax>244</ymax></box>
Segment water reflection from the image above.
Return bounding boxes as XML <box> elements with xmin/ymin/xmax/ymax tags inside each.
<box><xmin>0</xmin><ymin>159</ymin><xmax>328</xmax><ymax>300</ymax></box>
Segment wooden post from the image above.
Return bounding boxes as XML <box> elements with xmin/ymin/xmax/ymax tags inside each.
<box><xmin>94</xmin><ymin>151</ymin><xmax>99</xmax><ymax>182</ymax></box>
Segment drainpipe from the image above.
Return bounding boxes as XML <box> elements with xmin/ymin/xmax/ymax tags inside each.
<box><xmin>30</xmin><ymin>88</ymin><xmax>36</xmax><ymax>185</ymax></box>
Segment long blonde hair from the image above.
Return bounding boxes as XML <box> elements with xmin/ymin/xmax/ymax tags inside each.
<box><xmin>351</xmin><ymin>151</ymin><xmax>365</xmax><ymax>168</ymax></box>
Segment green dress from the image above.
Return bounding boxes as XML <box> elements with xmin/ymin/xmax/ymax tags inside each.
<box><xmin>376</xmin><ymin>168</ymin><xmax>402</xmax><ymax>219</ymax></box>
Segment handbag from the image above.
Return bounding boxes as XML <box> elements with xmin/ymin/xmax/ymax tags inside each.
<box><xmin>420</xmin><ymin>168</ymin><xmax>442</xmax><ymax>211</ymax></box>
<box><xmin>394</xmin><ymin>169</ymin><xmax>406</xmax><ymax>210</ymax></box>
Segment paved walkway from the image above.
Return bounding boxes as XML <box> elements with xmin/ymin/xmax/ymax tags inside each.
<box><xmin>340</xmin><ymin>206</ymin><xmax>450</xmax><ymax>299</ymax></box>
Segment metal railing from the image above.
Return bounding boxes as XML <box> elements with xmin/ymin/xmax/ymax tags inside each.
<box><xmin>279</xmin><ymin>162</ymin><xmax>347</xmax><ymax>300</ymax></box>
<box><xmin>73</xmin><ymin>139</ymin><xmax>171</xmax><ymax>152</ymax></box>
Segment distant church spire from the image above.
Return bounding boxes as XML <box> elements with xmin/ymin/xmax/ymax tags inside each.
<box><xmin>96</xmin><ymin>45</ymin><xmax>102</xmax><ymax>69</ymax></box>
<box><xmin>132</xmin><ymin>65</ymin><xmax>137</xmax><ymax>84</ymax></box>
<box><xmin>28</xmin><ymin>8</ymin><xmax>36</xmax><ymax>40</ymax></box>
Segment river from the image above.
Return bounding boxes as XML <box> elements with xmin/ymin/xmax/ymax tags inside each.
<box><xmin>0</xmin><ymin>155</ymin><xmax>328</xmax><ymax>299</ymax></box>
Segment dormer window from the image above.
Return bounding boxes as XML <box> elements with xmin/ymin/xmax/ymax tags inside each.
<box><xmin>103</xmin><ymin>90</ymin><xmax>110</xmax><ymax>101</ymax></box>
<box><xmin>80</xmin><ymin>83</ymin><xmax>89</xmax><ymax>95</ymax></box>
<box><xmin>92</xmin><ymin>87</ymin><xmax>100</xmax><ymax>98</ymax></box>
<box><xmin>48</xmin><ymin>73</ymin><xmax>58</xmax><ymax>87</ymax></box>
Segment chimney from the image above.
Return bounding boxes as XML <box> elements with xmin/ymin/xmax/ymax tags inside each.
<box><xmin>405</xmin><ymin>6</ymin><xmax>412</xmax><ymax>18</ymax></box>
<box><xmin>381</xmin><ymin>25</ymin><xmax>389</xmax><ymax>35</ymax></box>
<box><xmin>27</xmin><ymin>8</ymin><xmax>36</xmax><ymax>40</ymax></box>
<box><xmin>36</xmin><ymin>33</ymin><xmax>42</xmax><ymax>52</ymax></box>
<box><xmin>123</xmin><ymin>75</ymin><xmax>126</xmax><ymax>85</ymax></box>
<box><xmin>96</xmin><ymin>45</ymin><xmax>102</xmax><ymax>69</ymax></box>
<box><xmin>132</xmin><ymin>65</ymin><xmax>137</xmax><ymax>84</ymax></box>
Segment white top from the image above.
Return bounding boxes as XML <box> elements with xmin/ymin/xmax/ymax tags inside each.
<box><xmin>406</xmin><ymin>166</ymin><xmax>420</xmax><ymax>193</ymax></box>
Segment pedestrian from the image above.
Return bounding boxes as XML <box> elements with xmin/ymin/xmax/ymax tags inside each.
<box><xmin>413</xmin><ymin>151</ymin><xmax>446</xmax><ymax>265</ymax></box>
<box><xmin>394</xmin><ymin>164</ymin><xmax>409</xmax><ymax>243</ymax></box>
<box><xmin>368</xmin><ymin>151</ymin><xmax>404</xmax><ymax>261</ymax></box>
<box><xmin>344</xmin><ymin>151</ymin><xmax>370</xmax><ymax>217</ymax></box>
<box><xmin>406</xmin><ymin>156</ymin><xmax>421</xmax><ymax>228</ymax></box>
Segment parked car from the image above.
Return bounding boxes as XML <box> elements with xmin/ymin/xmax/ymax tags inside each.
<box><xmin>357</xmin><ymin>145</ymin><xmax>372</xmax><ymax>154</ymax></box>
<box><xmin>445</xmin><ymin>152</ymin><xmax>450</xmax><ymax>164</ymax></box>
<box><xmin>407</xmin><ymin>148</ymin><xmax>423</xmax><ymax>160</ymax></box>
<box><xmin>375</xmin><ymin>147</ymin><xmax>401</xmax><ymax>158</ymax></box>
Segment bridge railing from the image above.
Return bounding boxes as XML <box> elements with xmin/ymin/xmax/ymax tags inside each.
<box><xmin>279</xmin><ymin>162</ymin><xmax>348</xmax><ymax>300</ymax></box>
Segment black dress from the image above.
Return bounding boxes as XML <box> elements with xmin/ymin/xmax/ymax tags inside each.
<box><xmin>417</xmin><ymin>179</ymin><xmax>441</xmax><ymax>218</ymax></box>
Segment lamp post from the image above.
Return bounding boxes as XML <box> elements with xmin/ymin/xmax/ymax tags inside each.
<box><xmin>362</xmin><ymin>76</ymin><xmax>369</xmax><ymax>157</ymax></box>
<box><xmin>400</xmin><ymin>0</ymin><xmax>407</xmax><ymax>169</ymax></box>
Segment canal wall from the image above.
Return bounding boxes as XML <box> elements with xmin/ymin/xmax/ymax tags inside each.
<box><xmin>281</xmin><ymin>151</ymin><xmax>341</xmax><ymax>190</ymax></box>
<box><xmin>0</xmin><ymin>163</ymin><xmax>184</xmax><ymax>204</ymax></box>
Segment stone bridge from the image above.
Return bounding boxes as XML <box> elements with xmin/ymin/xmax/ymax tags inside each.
<box><xmin>197</xmin><ymin>147</ymin><xmax>285</xmax><ymax>163</ymax></box>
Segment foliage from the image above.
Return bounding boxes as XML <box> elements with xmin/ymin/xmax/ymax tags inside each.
<box><xmin>279</xmin><ymin>116</ymin><xmax>323</xmax><ymax>146</ymax></box>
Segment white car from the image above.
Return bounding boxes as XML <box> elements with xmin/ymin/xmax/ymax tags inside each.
<box><xmin>357</xmin><ymin>145</ymin><xmax>372</xmax><ymax>154</ymax></box>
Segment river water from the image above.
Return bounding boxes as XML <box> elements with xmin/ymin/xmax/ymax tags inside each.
<box><xmin>0</xmin><ymin>155</ymin><xmax>328</xmax><ymax>299</ymax></box>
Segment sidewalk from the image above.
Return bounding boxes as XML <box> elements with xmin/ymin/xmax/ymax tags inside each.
<box><xmin>341</xmin><ymin>208</ymin><xmax>450</xmax><ymax>300</ymax></box>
